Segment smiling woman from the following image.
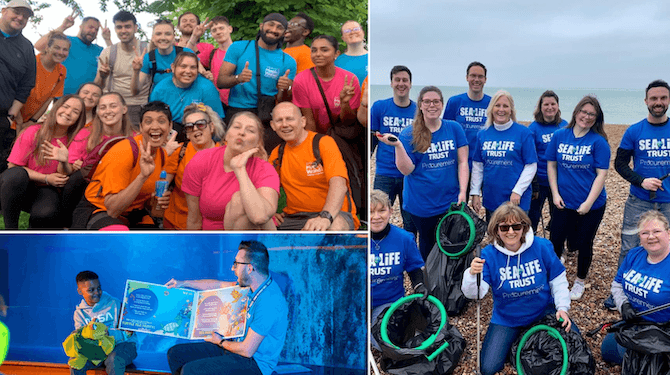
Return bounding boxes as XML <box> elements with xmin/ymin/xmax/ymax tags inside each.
<box><xmin>148</xmin><ymin>52</ymin><xmax>225</xmax><ymax>138</ymax></box>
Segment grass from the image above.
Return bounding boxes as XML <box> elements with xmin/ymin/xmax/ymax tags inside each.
<box><xmin>0</xmin><ymin>212</ymin><xmax>30</xmax><ymax>230</ymax></box>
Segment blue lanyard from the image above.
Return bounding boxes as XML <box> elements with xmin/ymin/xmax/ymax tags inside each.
<box><xmin>247</xmin><ymin>276</ymin><xmax>271</xmax><ymax>317</ymax></box>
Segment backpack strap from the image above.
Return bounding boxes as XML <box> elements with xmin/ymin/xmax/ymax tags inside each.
<box><xmin>107</xmin><ymin>44</ymin><xmax>118</xmax><ymax>92</ymax></box>
<box><xmin>310</xmin><ymin>68</ymin><xmax>336</xmax><ymax>126</ymax></box>
<box><xmin>148</xmin><ymin>49</ymin><xmax>158</xmax><ymax>83</ymax></box>
<box><xmin>272</xmin><ymin>141</ymin><xmax>287</xmax><ymax>177</ymax></box>
<box><xmin>312</xmin><ymin>133</ymin><xmax>324</xmax><ymax>168</ymax></box>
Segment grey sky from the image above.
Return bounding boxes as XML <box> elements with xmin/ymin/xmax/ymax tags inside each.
<box><xmin>370</xmin><ymin>0</ymin><xmax>670</xmax><ymax>89</ymax></box>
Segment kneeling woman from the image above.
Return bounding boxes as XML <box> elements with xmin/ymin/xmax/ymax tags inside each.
<box><xmin>462</xmin><ymin>203</ymin><xmax>575</xmax><ymax>375</ymax></box>
<box><xmin>0</xmin><ymin>95</ymin><xmax>85</xmax><ymax>229</ymax></box>
<box><xmin>601</xmin><ymin>210</ymin><xmax>670</xmax><ymax>364</ymax></box>
<box><xmin>181</xmin><ymin>111</ymin><xmax>279</xmax><ymax>230</ymax></box>
<box><xmin>73</xmin><ymin>101</ymin><xmax>172</xmax><ymax>230</ymax></box>
<box><xmin>163</xmin><ymin>103</ymin><xmax>224</xmax><ymax>229</ymax></box>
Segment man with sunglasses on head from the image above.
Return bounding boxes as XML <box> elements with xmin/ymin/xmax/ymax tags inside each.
<box><xmin>0</xmin><ymin>0</ymin><xmax>36</xmax><ymax>171</ymax></box>
<box><xmin>166</xmin><ymin>240</ymin><xmax>288</xmax><ymax>375</ymax></box>
<box><xmin>217</xmin><ymin>12</ymin><xmax>297</xmax><ymax>154</ymax></box>
<box><xmin>94</xmin><ymin>10</ymin><xmax>149</xmax><ymax>127</ymax></box>
<box><xmin>283</xmin><ymin>12</ymin><xmax>314</xmax><ymax>74</ymax></box>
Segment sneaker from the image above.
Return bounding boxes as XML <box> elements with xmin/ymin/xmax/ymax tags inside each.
<box><xmin>603</xmin><ymin>294</ymin><xmax>617</xmax><ymax>310</ymax></box>
<box><xmin>570</xmin><ymin>280</ymin><xmax>585</xmax><ymax>300</ymax></box>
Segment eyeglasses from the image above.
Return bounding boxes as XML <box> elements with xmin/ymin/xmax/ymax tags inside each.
<box><xmin>343</xmin><ymin>26</ymin><xmax>362</xmax><ymax>34</ymax></box>
<box><xmin>640</xmin><ymin>229</ymin><xmax>665</xmax><ymax>238</ymax></box>
<box><xmin>288</xmin><ymin>21</ymin><xmax>306</xmax><ymax>28</ymax></box>
<box><xmin>232</xmin><ymin>261</ymin><xmax>251</xmax><ymax>268</ymax></box>
<box><xmin>498</xmin><ymin>223</ymin><xmax>524</xmax><ymax>232</ymax></box>
<box><xmin>183</xmin><ymin>119</ymin><xmax>209</xmax><ymax>133</ymax></box>
<box><xmin>579</xmin><ymin>109</ymin><xmax>597</xmax><ymax>118</ymax></box>
<box><xmin>421</xmin><ymin>99</ymin><xmax>442</xmax><ymax>107</ymax></box>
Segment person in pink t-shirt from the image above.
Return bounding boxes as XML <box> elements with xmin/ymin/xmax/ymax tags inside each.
<box><xmin>181</xmin><ymin>111</ymin><xmax>279</xmax><ymax>230</ymax></box>
<box><xmin>292</xmin><ymin>34</ymin><xmax>361</xmax><ymax>134</ymax></box>
<box><xmin>0</xmin><ymin>95</ymin><xmax>85</xmax><ymax>229</ymax></box>
<box><xmin>196</xmin><ymin>16</ymin><xmax>233</xmax><ymax>107</ymax></box>
<box><xmin>60</xmin><ymin>92</ymin><xmax>136</xmax><ymax>227</ymax></box>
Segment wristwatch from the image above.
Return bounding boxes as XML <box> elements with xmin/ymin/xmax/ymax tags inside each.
<box><xmin>319</xmin><ymin>211</ymin><xmax>333</xmax><ymax>224</ymax></box>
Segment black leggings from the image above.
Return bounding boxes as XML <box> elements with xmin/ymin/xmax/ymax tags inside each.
<box><xmin>550</xmin><ymin>204</ymin><xmax>606</xmax><ymax>279</ymax></box>
<box><xmin>0</xmin><ymin>167</ymin><xmax>62</xmax><ymax>229</ymax></box>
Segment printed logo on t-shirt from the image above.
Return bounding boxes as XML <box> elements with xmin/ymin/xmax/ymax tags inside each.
<box><xmin>264</xmin><ymin>66</ymin><xmax>280</xmax><ymax>79</ymax></box>
<box><xmin>425</xmin><ymin>140</ymin><xmax>456</xmax><ymax>160</ymax></box>
<box><xmin>306</xmin><ymin>162</ymin><xmax>324</xmax><ymax>176</ymax></box>
<box><xmin>83</xmin><ymin>312</ymin><xmax>115</xmax><ymax>325</ymax></box>
<box><xmin>458</xmin><ymin>107</ymin><xmax>486</xmax><ymax>128</ymax></box>
<box><xmin>382</xmin><ymin>116</ymin><xmax>413</xmax><ymax>134</ymax></box>
<box><xmin>334</xmin><ymin>97</ymin><xmax>341</xmax><ymax>108</ymax></box>
<box><xmin>623</xmin><ymin>269</ymin><xmax>663</xmax><ymax>299</ymax></box>
<box><xmin>370</xmin><ymin>252</ymin><xmax>401</xmax><ymax>276</ymax></box>
<box><xmin>499</xmin><ymin>259</ymin><xmax>543</xmax><ymax>289</ymax></box>
<box><xmin>482</xmin><ymin>140</ymin><xmax>516</xmax><ymax>157</ymax></box>
<box><xmin>542</xmin><ymin>133</ymin><xmax>554</xmax><ymax>144</ymax></box>
<box><xmin>638</xmin><ymin>138</ymin><xmax>670</xmax><ymax>157</ymax></box>
<box><xmin>557</xmin><ymin>143</ymin><xmax>592</xmax><ymax>162</ymax></box>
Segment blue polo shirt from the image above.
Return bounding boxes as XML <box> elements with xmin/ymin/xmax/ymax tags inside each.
<box><xmin>247</xmin><ymin>277</ymin><xmax>288</xmax><ymax>375</ymax></box>
<box><xmin>140</xmin><ymin>46</ymin><xmax>195</xmax><ymax>87</ymax></box>
<box><xmin>62</xmin><ymin>36</ymin><xmax>103</xmax><ymax>95</ymax></box>
<box><xmin>148</xmin><ymin>75</ymin><xmax>224</xmax><ymax>123</ymax></box>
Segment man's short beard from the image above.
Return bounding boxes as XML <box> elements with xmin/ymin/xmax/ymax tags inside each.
<box><xmin>649</xmin><ymin>105</ymin><xmax>668</xmax><ymax>118</ymax></box>
<box><xmin>260</xmin><ymin>32</ymin><xmax>281</xmax><ymax>46</ymax></box>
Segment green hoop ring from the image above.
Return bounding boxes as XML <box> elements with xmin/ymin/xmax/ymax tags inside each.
<box><xmin>515</xmin><ymin>324</ymin><xmax>568</xmax><ymax>375</ymax></box>
<box><xmin>379</xmin><ymin>294</ymin><xmax>450</xmax><ymax>361</ymax></box>
<box><xmin>435</xmin><ymin>202</ymin><xmax>476</xmax><ymax>258</ymax></box>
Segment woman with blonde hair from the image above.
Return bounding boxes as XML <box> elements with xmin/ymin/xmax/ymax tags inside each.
<box><xmin>378</xmin><ymin>86</ymin><xmax>468</xmax><ymax>260</ymax></box>
<box><xmin>462</xmin><ymin>202</ymin><xmax>575</xmax><ymax>375</ymax></box>
<box><xmin>181</xmin><ymin>111</ymin><xmax>279</xmax><ymax>230</ymax></box>
<box><xmin>0</xmin><ymin>94</ymin><xmax>85</xmax><ymax>228</ymax></box>
<box><xmin>163</xmin><ymin>103</ymin><xmax>224</xmax><ymax>229</ymax></box>
<box><xmin>471</xmin><ymin>90</ymin><xmax>538</xmax><ymax>221</ymax></box>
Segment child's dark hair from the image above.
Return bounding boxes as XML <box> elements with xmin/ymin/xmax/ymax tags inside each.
<box><xmin>76</xmin><ymin>271</ymin><xmax>99</xmax><ymax>284</ymax></box>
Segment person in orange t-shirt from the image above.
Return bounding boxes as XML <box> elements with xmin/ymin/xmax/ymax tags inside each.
<box><xmin>163</xmin><ymin>103</ymin><xmax>223</xmax><ymax>229</ymax></box>
<box><xmin>269</xmin><ymin>102</ymin><xmax>358</xmax><ymax>230</ymax></box>
<box><xmin>73</xmin><ymin>101</ymin><xmax>172</xmax><ymax>230</ymax></box>
<box><xmin>15</xmin><ymin>32</ymin><xmax>69</xmax><ymax>133</ymax></box>
<box><xmin>283</xmin><ymin>13</ymin><xmax>315</xmax><ymax>74</ymax></box>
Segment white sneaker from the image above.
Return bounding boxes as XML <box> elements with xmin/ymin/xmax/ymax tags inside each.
<box><xmin>570</xmin><ymin>280</ymin><xmax>585</xmax><ymax>300</ymax></box>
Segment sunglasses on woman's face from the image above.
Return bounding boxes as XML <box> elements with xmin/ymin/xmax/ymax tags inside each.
<box><xmin>498</xmin><ymin>223</ymin><xmax>524</xmax><ymax>232</ymax></box>
<box><xmin>183</xmin><ymin>119</ymin><xmax>209</xmax><ymax>133</ymax></box>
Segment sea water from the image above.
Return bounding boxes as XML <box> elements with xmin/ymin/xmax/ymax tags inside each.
<box><xmin>371</xmin><ymin>85</ymin><xmax>648</xmax><ymax>126</ymax></box>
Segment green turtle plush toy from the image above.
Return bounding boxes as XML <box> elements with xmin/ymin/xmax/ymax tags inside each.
<box><xmin>62</xmin><ymin>320</ymin><xmax>115</xmax><ymax>369</ymax></box>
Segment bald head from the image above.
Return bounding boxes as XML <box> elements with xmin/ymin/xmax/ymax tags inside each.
<box><xmin>271</xmin><ymin>102</ymin><xmax>307</xmax><ymax>146</ymax></box>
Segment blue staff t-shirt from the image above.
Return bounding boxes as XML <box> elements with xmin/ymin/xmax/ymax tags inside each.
<box><xmin>334</xmin><ymin>53</ymin><xmax>367</xmax><ymax>85</ymax></box>
<box><xmin>443</xmin><ymin>93</ymin><xmax>491</xmax><ymax>164</ymax></box>
<box><xmin>62</xmin><ymin>36</ymin><xmax>103</xmax><ymax>95</ymax></box>
<box><xmin>528</xmin><ymin>120</ymin><xmax>567</xmax><ymax>187</ymax></box>
<box><xmin>371</xmin><ymin>98</ymin><xmax>417</xmax><ymax>177</ymax></box>
<box><xmin>371</xmin><ymin>225</ymin><xmax>425</xmax><ymax>308</ymax></box>
<box><xmin>141</xmin><ymin>46</ymin><xmax>195</xmax><ymax>87</ymax></box>
<box><xmin>400</xmin><ymin>120</ymin><xmax>467</xmax><ymax>217</ymax></box>
<box><xmin>224</xmin><ymin>40</ymin><xmax>297</xmax><ymax>109</ymax></box>
<box><xmin>545</xmin><ymin>128</ymin><xmax>610</xmax><ymax>210</ymax></box>
<box><xmin>481</xmin><ymin>236</ymin><xmax>565</xmax><ymax>327</ymax></box>
<box><xmin>246</xmin><ymin>277</ymin><xmax>288</xmax><ymax>375</ymax></box>
<box><xmin>473</xmin><ymin>123</ymin><xmax>538</xmax><ymax>212</ymax></box>
<box><xmin>149</xmin><ymin>75</ymin><xmax>224</xmax><ymax>123</ymax></box>
<box><xmin>615</xmin><ymin>246</ymin><xmax>670</xmax><ymax>323</ymax></box>
<box><xmin>619</xmin><ymin>119</ymin><xmax>670</xmax><ymax>203</ymax></box>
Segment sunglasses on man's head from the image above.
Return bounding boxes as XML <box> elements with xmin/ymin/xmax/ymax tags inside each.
<box><xmin>183</xmin><ymin>119</ymin><xmax>209</xmax><ymax>133</ymax></box>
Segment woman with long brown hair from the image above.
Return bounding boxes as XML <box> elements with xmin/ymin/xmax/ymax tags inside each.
<box><xmin>0</xmin><ymin>94</ymin><xmax>85</xmax><ymax>228</ymax></box>
<box><xmin>377</xmin><ymin>86</ymin><xmax>468</xmax><ymax>260</ymax></box>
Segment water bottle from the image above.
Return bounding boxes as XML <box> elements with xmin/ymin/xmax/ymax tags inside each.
<box><xmin>155</xmin><ymin>170</ymin><xmax>169</xmax><ymax>198</ymax></box>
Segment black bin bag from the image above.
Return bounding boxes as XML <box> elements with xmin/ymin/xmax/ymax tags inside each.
<box><xmin>372</xmin><ymin>297</ymin><xmax>466</xmax><ymax>375</ymax></box>
<box><xmin>614</xmin><ymin>322</ymin><xmax>670</xmax><ymax>375</ymax></box>
<box><xmin>425</xmin><ymin>202</ymin><xmax>487</xmax><ymax>316</ymax></box>
<box><xmin>510</xmin><ymin>314</ymin><xmax>595</xmax><ymax>375</ymax></box>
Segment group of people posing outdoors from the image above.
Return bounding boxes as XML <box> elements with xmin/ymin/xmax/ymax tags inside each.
<box><xmin>370</xmin><ymin>61</ymin><xmax>670</xmax><ymax>373</ymax></box>
<box><xmin>0</xmin><ymin>0</ymin><xmax>368</xmax><ymax>230</ymax></box>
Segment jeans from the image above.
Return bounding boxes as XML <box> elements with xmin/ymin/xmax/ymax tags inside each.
<box><xmin>373</xmin><ymin>174</ymin><xmax>416</xmax><ymax>235</ymax></box>
<box><xmin>167</xmin><ymin>342</ymin><xmax>263</xmax><ymax>375</ymax></box>
<box><xmin>528</xmin><ymin>185</ymin><xmax>555</xmax><ymax>234</ymax></box>
<box><xmin>601</xmin><ymin>332</ymin><xmax>626</xmax><ymax>364</ymax></box>
<box><xmin>550</xmin><ymin>204</ymin><xmax>606</xmax><ymax>279</ymax></box>
<box><xmin>620</xmin><ymin>194</ymin><xmax>670</xmax><ymax>267</ymax></box>
<box><xmin>481</xmin><ymin>314</ymin><xmax>580</xmax><ymax>375</ymax></box>
<box><xmin>70</xmin><ymin>341</ymin><xmax>137</xmax><ymax>375</ymax></box>
<box><xmin>410</xmin><ymin>212</ymin><xmax>444</xmax><ymax>261</ymax></box>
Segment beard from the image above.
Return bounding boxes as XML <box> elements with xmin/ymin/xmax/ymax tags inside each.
<box><xmin>260</xmin><ymin>31</ymin><xmax>282</xmax><ymax>46</ymax></box>
<box><xmin>648</xmin><ymin>104</ymin><xmax>669</xmax><ymax>118</ymax></box>
<box><xmin>237</xmin><ymin>271</ymin><xmax>252</xmax><ymax>287</ymax></box>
